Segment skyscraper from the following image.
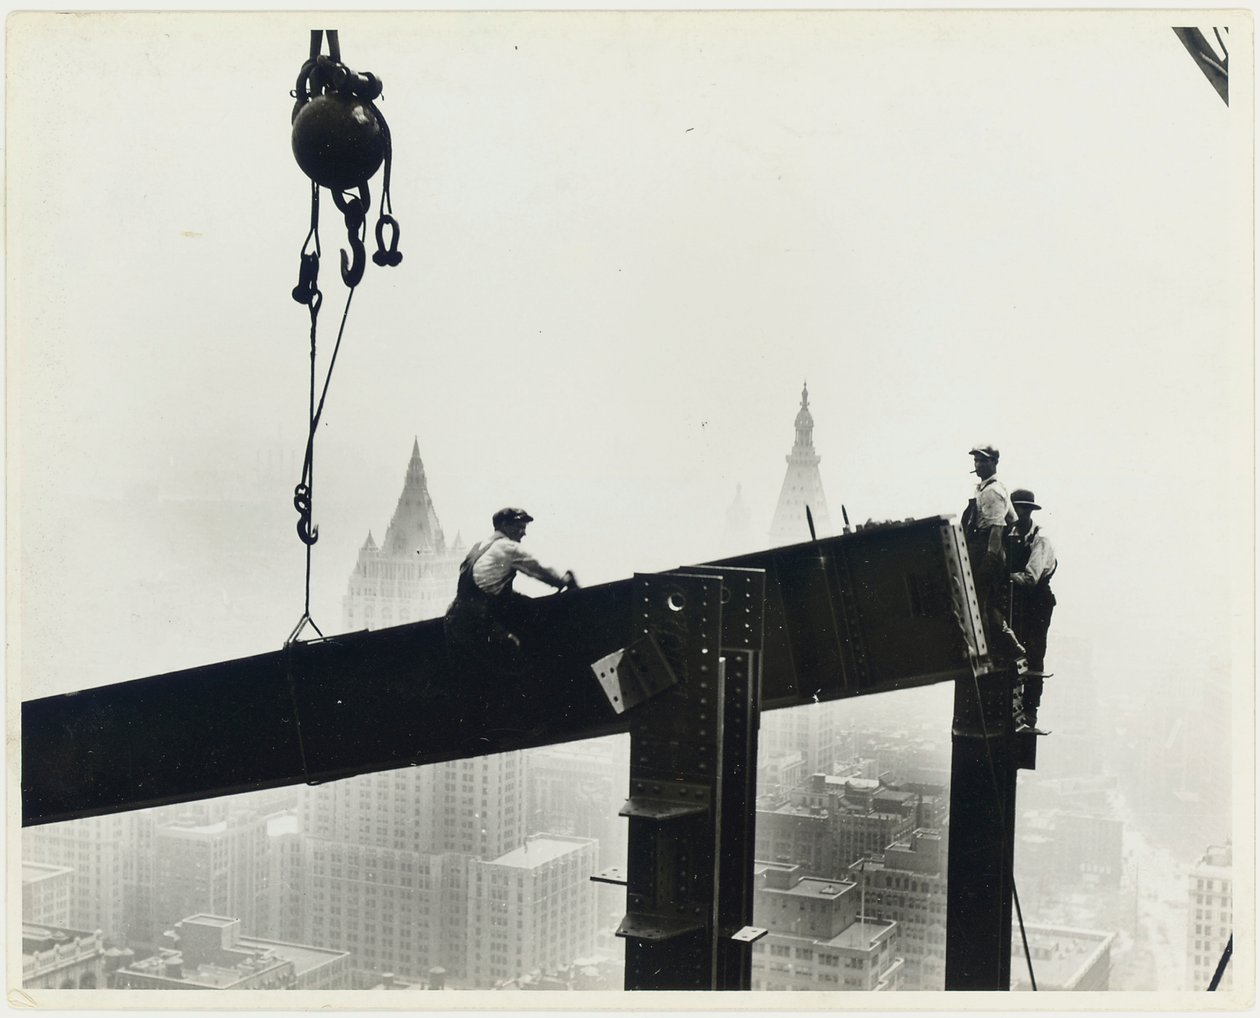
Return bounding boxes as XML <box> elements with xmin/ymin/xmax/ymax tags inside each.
<box><xmin>152</xmin><ymin>810</ymin><xmax>270</xmax><ymax>940</ymax></box>
<box><xmin>768</xmin><ymin>383</ymin><xmax>832</xmax><ymax>548</ymax></box>
<box><xmin>23</xmin><ymin>814</ymin><xmax>131</xmax><ymax>941</ymax></box>
<box><xmin>749</xmin><ymin>861</ymin><xmax>902</xmax><ymax>991</ymax></box>
<box><xmin>465</xmin><ymin>835</ymin><xmax>600</xmax><ymax>988</ymax></box>
<box><xmin>1187</xmin><ymin>842</ymin><xmax>1232</xmax><ymax>991</ymax></box>
<box><xmin>343</xmin><ymin>438</ymin><xmax>465</xmax><ymax>630</ymax></box>
<box><xmin>299</xmin><ymin>442</ymin><xmax>528</xmax><ymax>985</ymax></box>
<box><xmin>849</xmin><ymin>829</ymin><xmax>948</xmax><ymax>989</ymax></box>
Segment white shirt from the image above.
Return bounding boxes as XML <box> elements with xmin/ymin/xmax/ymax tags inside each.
<box><xmin>974</xmin><ymin>477</ymin><xmax>1017</xmax><ymax>530</ymax></box>
<box><xmin>469</xmin><ymin>531</ymin><xmax>565</xmax><ymax>595</ymax></box>
<box><xmin>1012</xmin><ymin>524</ymin><xmax>1057</xmax><ymax>587</ymax></box>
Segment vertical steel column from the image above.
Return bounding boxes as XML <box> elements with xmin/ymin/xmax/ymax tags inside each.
<box><xmin>618</xmin><ymin>571</ymin><xmax>726</xmax><ymax>989</ymax></box>
<box><xmin>615</xmin><ymin>568</ymin><xmax>766</xmax><ymax>990</ymax></box>
<box><xmin>679</xmin><ymin>566</ymin><xmax>766</xmax><ymax>990</ymax></box>
<box><xmin>945</xmin><ymin>664</ymin><xmax>1022</xmax><ymax>989</ymax></box>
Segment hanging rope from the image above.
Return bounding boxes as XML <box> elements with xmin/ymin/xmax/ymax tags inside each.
<box><xmin>284</xmin><ymin>29</ymin><xmax>403</xmax><ymax>646</ymax></box>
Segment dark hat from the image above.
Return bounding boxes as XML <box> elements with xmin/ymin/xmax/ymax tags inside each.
<box><xmin>492</xmin><ymin>507</ymin><xmax>534</xmax><ymax>529</ymax></box>
<box><xmin>1010</xmin><ymin>489</ymin><xmax>1041</xmax><ymax>510</ymax></box>
<box><xmin>969</xmin><ymin>444</ymin><xmax>1000</xmax><ymax>462</ymax></box>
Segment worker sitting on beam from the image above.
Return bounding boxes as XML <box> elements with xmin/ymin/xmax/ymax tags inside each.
<box><xmin>444</xmin><ymin>507</ymin><xmax>578</xmax><ymax>685</ymax></box>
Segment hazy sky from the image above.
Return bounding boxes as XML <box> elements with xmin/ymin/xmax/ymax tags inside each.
<box><xmin>9</xmin><ymin>11</ymin><xmax>1251</xmax><ymax>716</ymax></box>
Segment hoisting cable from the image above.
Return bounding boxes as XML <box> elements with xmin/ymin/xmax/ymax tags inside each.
<box><xmin>283</xmin><ymin>28</ymin><xmax>402</xmax><ymax>648</ymax></box>
<box><xmin>1207</xmin><ymin>934</ymin><xmax>1233</xmax><ymax>990</ymax></box>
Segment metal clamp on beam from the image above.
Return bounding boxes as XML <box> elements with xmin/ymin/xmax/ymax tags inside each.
<box><xmin>590</xmin><ymin>632</ymin><xmax>678</xmax><ymax>714</ymax></box>
<box><xmin>619</xmin><ymin>781</ymin><xmax>711</xmax><ymax>821</ymax></box>
<box><xmin>616</xmin><ymin>914</ymin><xmax>705</xmax><ymax>942</ymax></box>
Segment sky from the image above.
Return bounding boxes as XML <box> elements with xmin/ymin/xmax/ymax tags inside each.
<box><xmin>7</xmin><ymin>10</ymin><xmax>1251</xmax><ymax>776</ymax></box>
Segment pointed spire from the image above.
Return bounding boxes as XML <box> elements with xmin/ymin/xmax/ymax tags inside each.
<box><xmin>793</xmin><ymin>379</ymin><xmax>816</xmax><ymax>454</ymax></box>
<box><xmin>771</xmin><ymin>384</ymin><xmax>832</xmax><ymax>547</ymax></box>
<box><xmin>381</xmin><ymin>441</ymin><xmax>447</xmax><ymax>556</ymax></box>
<box><xmin>362</xmin><ymin>530</ymin><xmax>377</xmax><ymax>551</ymax></box>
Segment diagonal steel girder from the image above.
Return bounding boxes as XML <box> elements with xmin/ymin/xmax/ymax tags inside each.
<box><xmin>22</xmin><ymin>516</ymin><xmax>989</xmax><ymax>828</ymax></box>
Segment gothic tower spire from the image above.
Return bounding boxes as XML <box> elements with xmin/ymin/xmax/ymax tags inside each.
<box><xmin>769</xmin><ymin>382</ymin><xmax>833</xmax><ymax>547</ymax></box>
<box><xmin>382</xmin><ymin>437</ymin><xmax>446</xmax><ymax>555</ymax></box>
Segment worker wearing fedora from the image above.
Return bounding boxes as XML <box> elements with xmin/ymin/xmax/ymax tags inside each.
<box><xmin>1008</xmin><ymin>488</ymin><xmax>1057</xmax><ymax>732</ymax></box>
<box><xmin>961</xmin><ymin>445</ymin><xmax>1024</xmax><ymax>663</ymax></box>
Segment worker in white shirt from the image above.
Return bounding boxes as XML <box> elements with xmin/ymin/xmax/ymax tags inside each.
<box><xmin>961</xmin><ymin>445</ymin><xmax>1025</xmax><ymax>664</ymax></box>
<box><xmin>444</xmin><ymin>507</ymin><xmax>578</xmax><ymax>681</ymax></box>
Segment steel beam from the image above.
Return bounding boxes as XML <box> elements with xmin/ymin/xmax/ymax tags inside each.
<box><xmin>23</xmin><ymin>517</ymin><xmax>988</xmax><ymax>827</ymax></box>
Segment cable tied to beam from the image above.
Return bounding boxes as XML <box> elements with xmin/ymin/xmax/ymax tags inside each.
<box><xmin>284</xmin><ymin>28</ymin><xmax>403</xmax><ymax>647</ymax></box>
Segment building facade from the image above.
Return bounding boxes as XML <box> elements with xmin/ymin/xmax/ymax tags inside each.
<box><xmin>1187</xmin><ymin>842</ymin><xmax>1232</xmax><ymax>992</ymax></box>
<box><xmin>1008</xmin><ymin>923</ymin><xmax>1115</xmax><ymax>991</ymax></box>
<box><xmin>152</xmin><ymin>811</ymin><xmax>270</xmax><ymax>939</ymax></box>
<box><xmin>22</xmin><ymin>862</ymin><xmax>74</xmax><ymax>928</ymax></box>
<box><xmin>22</xmin><ymin>814</ymin><xmax>131</xmax><ymax>942</ymax></box>
<box><xmin>750</xmin><ymin>862</ymin><xmax>902</xmax><ymax>991</ymax></box>
<box><xmin>466</xmin><ymin>836</ymin><xmax>600</xmax><ymax>989</ymax></box>
<box><xmin>849</xmin><ymin>829</ymin><xmax>947</xmax><ymax>990</ymax></box>
<box><xmin>757</xmin><ymin>774</ymin><xmax>920</xmax><ymax>879</ymax></box>
<box><xmin>21</xmin><ymin>925</ymin><xmax>106</xmax><ymax>990</ymax></box>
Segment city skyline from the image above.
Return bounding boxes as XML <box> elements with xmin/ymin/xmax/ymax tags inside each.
<box><xmin>20</xmin><ymin>388</ymin><xmax>1235</xmax><ymax>997</ymax></box>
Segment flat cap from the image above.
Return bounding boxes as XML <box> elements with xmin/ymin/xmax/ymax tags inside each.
<box><xmin>968</xmin><ymin>445</ymin><xmax>1000</xmax><ymax>462</ymax></box>
<box><xmin>492</xmin><ymin>507</ymin><xmax>535</xmax><ymax>529</ymax></box>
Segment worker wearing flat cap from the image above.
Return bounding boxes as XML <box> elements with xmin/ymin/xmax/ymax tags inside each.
<box><xmin>961</xmin><ymin>445</ymin><xmax>1024</xmax><ymax>662</ymax></box>
<box><xmin>1008</xmin><ymin>489</ymin><xmax>1057</xmax><ymax>731</ymax></box>
<box><xmin>444</xmin><ymin>508</ymin><xmax>578</xmax><ymax>682</ymax></box>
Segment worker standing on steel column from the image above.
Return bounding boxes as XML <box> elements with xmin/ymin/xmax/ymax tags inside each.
<box><xmin>961</xmin><ymin>445</ymin><xmax>1025</xmax><ymax>663</ymax></box>
<box><xmin>1007</xmin><ymin>488</ymin><xmax>1057</xmax><ymax>732</ymax></box>
<box><xmin>444</xmin><ymin>507</ymin><xmax>578</xmax><ymax>682</ymax></box>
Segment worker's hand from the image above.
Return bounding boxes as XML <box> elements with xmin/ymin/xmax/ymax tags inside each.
<box><xmin>561</xmin><ymin>570</ymin><xmax>580</xmax><ymax>590</ymax></box>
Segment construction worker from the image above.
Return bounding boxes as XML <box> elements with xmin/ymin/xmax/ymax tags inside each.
<box><xmin>444</xmin><ymin>508</ymin><xmax>578</xmax><ymax>683</ymax></box>
<box><xmin>961</xmin><ymin>445</ymin><xmax>1024</xmax><ymax>663</ymax></box>
<box><xmin>1007</xmin><ymin>488</ymin><xmax>1057</xmax><ymax>732</ymax></box>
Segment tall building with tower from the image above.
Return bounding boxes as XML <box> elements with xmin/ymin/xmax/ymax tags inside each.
<box><xmin>769</xmin><ymin>383</ymin><xmax>832</xmax><ymax>548</ymax></box>
<box><xmin>343</xmin><ymin>439</ymin><xmax>465</xmax><ymax>630</ymax></box>
<box><xmin>299</xmin><ymin>442</ymin><xmax>530</xmax><ymax>985</ymax></box>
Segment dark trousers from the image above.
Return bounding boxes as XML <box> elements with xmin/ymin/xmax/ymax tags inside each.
<box><xmin>1012</xmin><ymin>585</ymin><xmax>1055</xmax><ymax>719</ymax></box>
<box><xmin>968</xmin><ymin>538</ymin><xmax>1023</xmax><ymax>663</ymax></box>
